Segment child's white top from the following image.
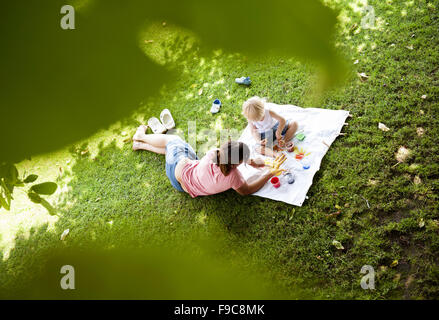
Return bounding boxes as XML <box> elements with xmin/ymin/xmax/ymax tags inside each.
<box><xmin>253</xmin><ymin>104</ymin><xmax>277</xmax><ymax>133</ymax></box>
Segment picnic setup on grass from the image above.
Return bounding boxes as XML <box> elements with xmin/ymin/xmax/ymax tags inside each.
<box><xmin>238</xmin><ymin>103</ymin><xmax>350</xmax><ymax>206</ymax></box>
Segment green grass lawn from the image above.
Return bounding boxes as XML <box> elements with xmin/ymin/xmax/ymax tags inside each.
<box><xmin>1</xmin><ymin>0</ymin><xmax>438</xmax><ymax>299</ymax></box>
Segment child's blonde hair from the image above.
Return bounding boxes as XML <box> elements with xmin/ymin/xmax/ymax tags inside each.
<box><xmin>242</xmin><ymin>96</ymin><xmax>266</xmax><ymax>121</ymax></box>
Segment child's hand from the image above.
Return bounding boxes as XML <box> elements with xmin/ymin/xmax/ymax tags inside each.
<box><xmin>275</xmin><ymin>130</ymin><xmax>282</xmax><ymax>142</ymax></box>
<box><xmin>278</xmin><ymin>139</ymin><xmax>285</xmax><ymax>148</ymax></box>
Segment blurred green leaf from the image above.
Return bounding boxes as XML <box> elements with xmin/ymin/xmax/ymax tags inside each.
<box><xmin>0</xmin><ymin>193</ymin><xmax>8</xmax><ymax>210</ymax></box>
<box><xmin>24</xmin><ymin>174</ymin><xmax>38</xmax><ymax>183</ymax></box>
<box><xmin>30</xmin><ymin>182</ymin><xmax>58</xmax><ymax>195</ymax></box>
<box><xmin>0</xmin><ymin>179</ymin><xmax>12</xmax><ymax>201</ymax></box>
<box><xmin>0</xmin><ymin>0</ymin><xmax>345</xmax><ymax>163</ymax></box>
<box><xmin>27</xmin><ymin>192</ymin><xmax>42</xmax><ymax>204</ymax></box>
<box><xmin>0</xmin><ymin>163</ymin><xmax>18</xmax><ymax>183</ymax></box>
<box><xmin>0</xmin><ymin>186</ymin><xmax>11</xmax><ymax>210</ymax></box>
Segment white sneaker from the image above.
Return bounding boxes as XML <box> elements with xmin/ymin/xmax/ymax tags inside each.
<box><xmin>148</xmin><ymin>117</ymin><xmax>167</xmax><ymax>134</ymax></box>
<box><xmin>210</xmin><ymin>99</ymin><xmax>221</xmax><ymax>114</ymax></box>
<box><xmin>160</xmin><ymin>109</ymin><xmax>175</xmax><ymax>130</ymax></box>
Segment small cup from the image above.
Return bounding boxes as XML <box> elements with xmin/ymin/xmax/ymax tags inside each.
<box><xmin>285</xmin><ymin>172</ymin><xmax>295</xmax><ymax>184</ymax></box>
<box><xmin>271</xmin><ymin>176</ymin><xmax>281</xmax><ymax>188</ymax></box>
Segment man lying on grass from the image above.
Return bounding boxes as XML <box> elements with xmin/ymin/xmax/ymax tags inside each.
<box><xmin>132</xmin><ymin>125</ymin><xmax>277</xmax><ymax>196</ymax></box>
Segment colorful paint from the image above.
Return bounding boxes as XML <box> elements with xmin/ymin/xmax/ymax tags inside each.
<box><xmin>270</xmin><ymin>176</ymin><xmax>281</xmax><ymax>188</ymax></box>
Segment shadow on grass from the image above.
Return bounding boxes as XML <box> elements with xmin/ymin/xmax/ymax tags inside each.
<box><xmin>0</xmin><ymin>138</ymin><xmax>318</xmax><ymax>299</ymax></box>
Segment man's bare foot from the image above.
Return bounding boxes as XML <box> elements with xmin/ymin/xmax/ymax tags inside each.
<box><xmin>133</xmin><ymin>125</ymin><xmax>148</xmax><ymax>141</ymax></box>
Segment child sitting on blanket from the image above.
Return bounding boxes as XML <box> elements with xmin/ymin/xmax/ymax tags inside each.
<box><xmin>242</xmin><ymin>96</ymin><xmax>298</xmax><ymax>158</ymax></box>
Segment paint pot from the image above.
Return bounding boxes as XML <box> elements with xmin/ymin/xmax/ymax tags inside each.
<box><xmin>270</xmin><ymin>176</ymin><xmax>281</xmax><ymax>188</ymax></box>
<box><xmin>295</xmin><ymin>153</ymin><xmax>304</xmax><ymax>160</ymax></box>
<box><xmin>285</xmin><ymin>173</ymin><xmax>295</xmax><ymax>184</ymax></box>
<box><xmin>302</xmin><ymin>159</ymin><xmax>310</xmax><ymax>170</ymax></box>
<box><xmin>296</xmin><ymin>132</ymin><xmax>306</xmax><ymax>141</ymax></box>
<box><xmin>278</xmin><ymin>140</ymin><xmax>285</xmax><ymax>148</ymax></box>
<box><xmin>286</xmin><ymin>142</ymin><xmax>295</xmax><ymax>152</ymax></box>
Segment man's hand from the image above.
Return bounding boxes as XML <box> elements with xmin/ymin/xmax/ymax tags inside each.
<box><xmin>260</xmin><ymin>138</ymin><xmax>267</xmax><ymax>146</ymax></box>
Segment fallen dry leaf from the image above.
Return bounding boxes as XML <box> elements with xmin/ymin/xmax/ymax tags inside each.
<box><xmin>353</xmin><ymin>59</ymin><xmax>359</xmax><ymax>64</ymax></box>
<box><xmin>406</xmin><ymin>45</ymin><xmax>413</xmax><ymax>50</ymax></box>
<box><xmin>390</xmin><ymin>260</ymin><xmax>398</xmax><ymax>268</ymax></box>
<box><xmin>419</xmin><ymin>110</ymin><xmax>424</xmax><ymax>115</ymax></box>
<box><xmin>326</xmin><ymin>211</ymin><xmax>341</xmax><ymax>218</ymax></box>
<box><xmin>358</xmin><ymin>72</ymin><xmax>369</xmax><ymax>81</ymax></box>
<box><xmin>414</xmin><ymin>175</ymin><xmax>422</xmax><ymax>185</ymax></box>
<box><xmin>378</xmin><ymin>122</ymin><xmax>390</xmax><ymax>131</ymax></box>
<box><xmin>144</xmin><ymin>39</ymin><xmax>154</xmax><ymax>44</ymax></box>
<box><xmin>395</xmin><ymin>146</ymin><xmax>411</xmax><ymax>163</ymax></box>
<box><xmin>368</xmin><ymin>179</ymin><xmax>379</xmax><ymax>186</ymax></box>
<box><xmin>198</xmin><ymin>88</ymin><xmax>203</xmax><ymax>95</ymax></box>
<box><xmin>416</xmin><ymin>127</ymin><xmax>425</xmax><ymax>136</ymax></box>
<box><xmin>419</xmin><ymin>218</ymin><xmax>425</xmax><ymax>228</ymax></box>
<box><xmin>421</xmin><ymin>94</ymin><xmax>427</xmax><ymax>99</ymax></box>
<box><xmin>60</xmin><ymin>229</ymin><xmax>70</xmax><ymax>241</ymax></box>
<box><xmin>332</xmin><ymin>240</ymin><xmax>344</xmax><ymax>250</ymax></box>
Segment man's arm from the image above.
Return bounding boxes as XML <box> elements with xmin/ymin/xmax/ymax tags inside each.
<box><xmin>235</xmin><ymin>171</ymin><xmax>273</xmax><ymax>196</ymax></box>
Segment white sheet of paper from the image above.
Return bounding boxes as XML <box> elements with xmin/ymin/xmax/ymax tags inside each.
<box><xmin>238</xmin><ymin>103</ymin><xmax>349</xmax><ymax>206</ymax></box>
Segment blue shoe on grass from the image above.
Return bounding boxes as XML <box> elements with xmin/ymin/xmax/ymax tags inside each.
<box><xmin>235</xmin><ymin>76</ymin><xmax>251</xmax><ymax>86</ymax></box>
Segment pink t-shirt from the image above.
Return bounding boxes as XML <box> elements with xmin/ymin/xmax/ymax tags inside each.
<box><xmin>180</xmin><ymin>149</ymin><xmax>246</xmax><ymax>198</ymax></box>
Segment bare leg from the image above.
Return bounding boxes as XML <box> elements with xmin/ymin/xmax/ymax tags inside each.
<box><xmin>133</xmin><ymin>125</ymin><xmax>181</xmax><ymax>148</ymax></box>
<box><xmin>255</xmin><ymin>145</ymin><xmax>281</xmax><ymax>158</ymax></box>
<box><xmin>283</xmin><ymin>121</ymin><xmax>298</xmax><ymax>142</ymax></box>
<box><xmin>133</xmin><ymin>141</ymin><xmax>166</xmax><ymax>154</ymax></box>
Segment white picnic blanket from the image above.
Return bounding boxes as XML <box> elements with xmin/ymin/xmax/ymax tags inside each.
<box><xmin>238</xmin><ymin>103</ymin><xmax>350</xmax><ymax>206</ymax></box>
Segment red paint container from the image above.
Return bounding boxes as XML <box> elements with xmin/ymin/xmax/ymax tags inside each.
<box><xmin>270</xmin><ymin>176</ymin><xmax>281</xmax><ymax>188</ymax></box>
<box><xmin>295</xmin><ymin>154</ymin><xmax>304</xmax><ymax>160</ymax></box>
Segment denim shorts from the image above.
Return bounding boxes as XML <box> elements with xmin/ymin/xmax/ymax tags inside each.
<box><xmin>165</xmin><ymin>139</ymin><xmax>198</xmax><ymax>192</ymax></box>
<box><xmin>260</xmin><ymin>120</ymin><xmax>289</xmax><ymax>147</ymax></box>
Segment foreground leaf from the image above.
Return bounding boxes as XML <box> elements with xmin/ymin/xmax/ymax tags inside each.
<box><xmin>30</xmin><ymin>182</ymin><xmax>58</xmax><ymax>195</ymax></box>
<box><xmin>24</xmin><ymin>174</ymin><xmax>38</xmax><ymax>183</ymax></box>
<box><xmin>27</xmin><ymin>192</ymin><xmax>42</xmax><ymax>204</ymax></box>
